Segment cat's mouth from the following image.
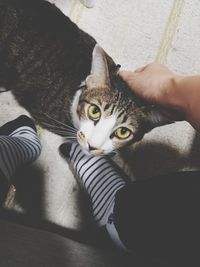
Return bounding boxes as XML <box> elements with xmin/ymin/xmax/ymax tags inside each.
<box><xmin>82</xmin><ymin>147</ymin><xmax>105</xmax><ymax>156</ymax></box>
<box><xmin>77</xmin><ymin>131</ymin><xmax>105</xmax><ymax>156</ymax></box>
<box><xmin>80</xmin><ymin>143</ymin><xmax>105</xmax><ymax>156</ymax></box>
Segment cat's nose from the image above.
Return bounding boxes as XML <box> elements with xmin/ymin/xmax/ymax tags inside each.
<box><xmin>88</xmin><ymin>144</ymin><xmax>98</xmax><ymax>151</ymax></box>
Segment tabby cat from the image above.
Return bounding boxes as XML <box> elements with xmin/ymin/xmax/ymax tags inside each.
<box><xmin>0</xmin><ymin>0</ymin><xmax>170</xmax><ymax>155</ymax></box>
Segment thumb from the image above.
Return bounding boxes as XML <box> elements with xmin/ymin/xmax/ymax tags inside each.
<box><xmin>119</xmin><ymin>65</ymin><xmax>148</xmax><ymax>79</ymax></box>
<box><xmin>118</xmin><ymin>71</ymin><xmax>134</xmax><ymax>80</ymax></box>
<box><xmin>118</xmin><ymin>70</ymin><xmax>143</xmax><ymax>91</ymax></box>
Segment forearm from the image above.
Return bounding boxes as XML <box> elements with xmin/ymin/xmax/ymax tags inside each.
<box><xmin>173</xmin><ymin>76</ymin><xmax>200</xmax><ymax>130</ymax></box>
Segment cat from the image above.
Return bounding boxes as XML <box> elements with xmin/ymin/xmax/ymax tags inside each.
<box><xmin>0</xmin><ymin>0</ymin><xmax>171</xmax><ymax>156</ymax></box>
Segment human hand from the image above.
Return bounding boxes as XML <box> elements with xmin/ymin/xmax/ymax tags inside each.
<box><xmin>119</xmin><ymin>63</ymin><xmax>186</xmax><ymax>121</ymax></box>
<box><xmin>119</xmin><ymin>63</ymin><xmax>178</xmax><ymax>106</ymax></box>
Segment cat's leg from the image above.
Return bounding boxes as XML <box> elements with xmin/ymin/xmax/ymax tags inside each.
<box><xmin>0</xmin><ymin>115</ymin><xmax>41</xmax><ymax>204</ymax></box>
<box><xmin>80</xmin><ymin>0</ymin><xmax>95</xmax><ymax>8</ymax></box>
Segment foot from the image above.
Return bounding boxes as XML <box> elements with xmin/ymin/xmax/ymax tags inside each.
<box><xmin>60</xmin><ymin>142</ymin><xmax>126</xmax><ymax>226</ymax></box>
<box><xmin>0</xmin><ymin>115</ymin><xmax>37</xmax><ymax>136</ymax></box>
<box><xmin>0</xmin><ymin>115</ymin><xmax>41</xmax><ymax>182</ymax></box>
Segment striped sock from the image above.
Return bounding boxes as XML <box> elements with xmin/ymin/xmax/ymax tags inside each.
<box><xmin>0</xmin><ymin>115</ymin><xmax>41</xmax><ymax>182</ymax></box>
<box><xmin>65</xmin><ymin>142</ymin><xmax>126</xmax><ymax>227</ymax></box>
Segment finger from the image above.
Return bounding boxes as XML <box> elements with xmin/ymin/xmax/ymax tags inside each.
<box><xmin>134</xmin><ymin>66</ymin><xmax>146</xmax><ymax>73</ymax></box>
<box><xmin>118</xmin><ymin>71</ymin><xmax>134</xmax><ymax>79</ymax></box>
<box><xmin>134</xmin><ymin>63</ymin><xmax>153</xmax><ymax>73</ymax></box>
<box><xmin>118</xmin><ymin>71</ymin><xmax>143</xmax><ymax>92</ymax></box>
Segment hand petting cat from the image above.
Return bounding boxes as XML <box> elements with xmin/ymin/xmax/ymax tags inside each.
<box><xmin>119</xmin><ymin>63</ymin><xmax>200</xmax><ymax>131</ymax></box>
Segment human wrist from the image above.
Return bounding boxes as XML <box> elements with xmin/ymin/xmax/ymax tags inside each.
<box><xmin>176</xmin><ymin>75</ymin><xmax>200</xmax><ymax>129</ymax></box>
<box><xmin>166</xmin><ymin>75</ymin><xmax>189</xmax><ymax>115</ymax></box>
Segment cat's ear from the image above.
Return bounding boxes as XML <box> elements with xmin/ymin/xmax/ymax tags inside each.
<box><xmin>86</xmin><ymin>44</ymin><xmax>111</xmax><ymax>88</ymax></box>
<box><xmin>144</xmin><ymin>106</ymin><xmax>174</xmax><ymax>131</ymax></box>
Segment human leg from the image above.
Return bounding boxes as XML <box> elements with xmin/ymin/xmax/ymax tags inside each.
<box><xmin>113</xmin><ymin>171</ymin><xmax>200</xmax><ymax>257</ymax></box>
<box><xmin>60</xmin><ymin>142</ymin><xmax>127</xmax><ymax>249</ymax></box>
<box><xmin>61</xmin><ymin>142</ymin><xmax>200</xmax><ymax>258</ymax></box>
<box><xmin>0</xmin><ymin>115</ymin><xmax>41</xmax><ymax>204</ymax></box>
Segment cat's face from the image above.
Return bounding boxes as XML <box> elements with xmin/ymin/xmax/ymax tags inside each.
<box><xmin>71</xmin><ymin>45</ymin><xmax>171</xmax><ymax>155</ymax></box>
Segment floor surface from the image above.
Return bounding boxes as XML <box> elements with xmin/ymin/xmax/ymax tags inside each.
<box><xmin>0</xmin><ymin>0</ymin><xmax>200</xmax><ymax>232</ymax></box>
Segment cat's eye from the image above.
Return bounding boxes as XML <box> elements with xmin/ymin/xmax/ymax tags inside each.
<box><xmin>88</xmin><ymin>104</ymin><xmax>101</xmax><ymax>121</ymax></box>
<box><xmin>115</xmin><ymin>127</ymin><xmax>132</xmax><ymax>140</ymax></box>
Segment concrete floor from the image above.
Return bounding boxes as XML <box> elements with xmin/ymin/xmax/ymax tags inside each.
<box><xmin>1</xmin><ymin>0</ymin><xmax>200</xmax><ymax>235</ymax></box>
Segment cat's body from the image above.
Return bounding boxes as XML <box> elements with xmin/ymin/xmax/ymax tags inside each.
<box><xmin>0</xmin><ymin>0</ymin><xmax>170</xmax><ymax>155</ymax></box>
<box><xmin>0</xmin><ymin>0</ymin><xmax>96</xmax><ymax>122</ymax></box>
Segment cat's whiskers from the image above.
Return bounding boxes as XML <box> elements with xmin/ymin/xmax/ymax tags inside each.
<box><xmin>37</xmin><ymin>119</ymin><xmax>78</xmax><ymax>139</ymax></box>
<box><xmin>57</xmin><ymin>131</ymin><xmax>77</xmax><ymax>137</ymax></box>
<box><xmin>39</xmin><ymin>121</ymin><xmax>77</xmax><ymax>133</ymax></box>
<box><xmin>54</xmin><ymin>131</ymin><xmax>76</xmax><ymax>136</ymax></box>
<box><xmin>42</xmin><ymin>112</ymin><xmax>77</xmax><ymax>131</ymax></box>
<box><xmin>39</xmin><ymin>120</ymin><xmax>68</xmax><ymax>129</ymax></box>
<box><xmin>44</xmin><ymin>128</ymin><xmax>77</xmax><ymax>137</ymax></box>
<box><xmin>39</xmin><ymin>114</ymin><xmax>77</xmax><ymax>135</ymax></box>
<box><xmin>64</xmin><ymin>135</ymin><xmax>77</xmax><ymax>140</ymax></box>
<box><xmin>64</xmin><ymin>136</ymin><xmax>77</xmax><ymax>141</ymax></box>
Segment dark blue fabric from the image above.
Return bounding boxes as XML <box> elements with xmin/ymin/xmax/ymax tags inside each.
<box><xmin>114</xmin><ymin>171</ymin><xmax>200</xmax><ymax>260</ymax></box>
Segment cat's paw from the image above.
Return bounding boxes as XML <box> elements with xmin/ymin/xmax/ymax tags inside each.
<box><xmin>59</xmin><ymin>143</ymin><xmax>72</xmax><ymax>159</ymax></box>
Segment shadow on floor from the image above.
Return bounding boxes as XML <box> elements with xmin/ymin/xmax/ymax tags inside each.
<box><xmin>120</xmin><ymin>138</ymin><xmax>200</xmax><ymax>181</ymax></box>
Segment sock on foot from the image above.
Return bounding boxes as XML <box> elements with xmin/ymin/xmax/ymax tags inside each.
<box><xmin>0</xmin><ymin>115</ymin><xmax>41</xmax><ymax>181</ymax></box>
<box><xmin>60</xmin><ymin>142</ymin><xmax>126</xmax><ymax>227</ymax></box>
<box><xmin>0</xmin><ymin>115</ymin><xmax>37</xmax><ymax>135</ymax></box>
